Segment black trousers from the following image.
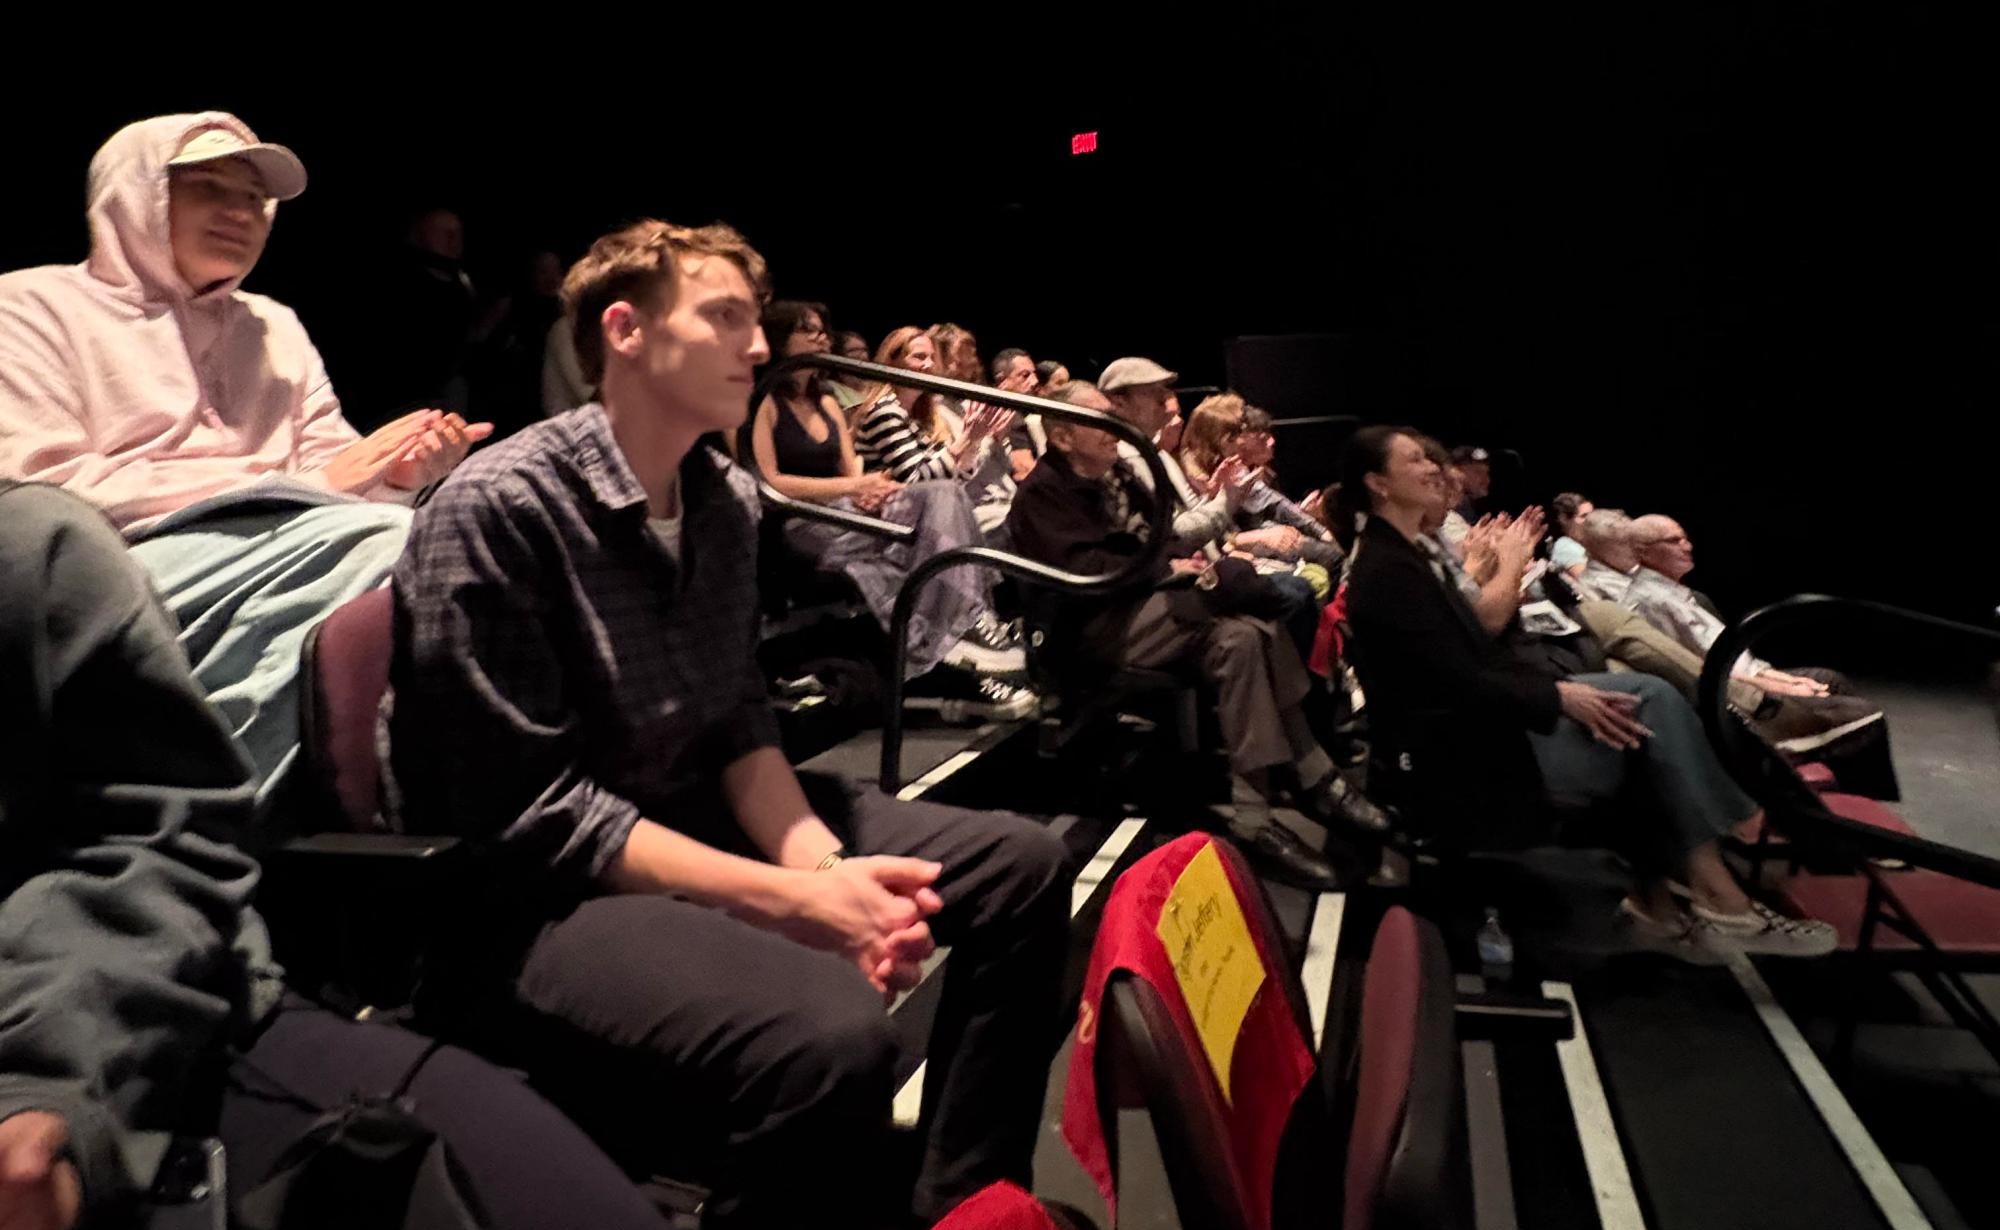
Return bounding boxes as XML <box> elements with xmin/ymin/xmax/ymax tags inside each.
<box><xmin>0</xmin><ymin>483</ymin><xmax>662</xmax><ymax>1228</ymax></box>
<box><xmin>499</xmin><ymin>775</ymin><xmax>1071</xmax><ymax>1228</ymax></box>
<box><xmin>224</xmin><ymin>997</ymin><xmax>668</xmax><ymax>1230</ymax></box>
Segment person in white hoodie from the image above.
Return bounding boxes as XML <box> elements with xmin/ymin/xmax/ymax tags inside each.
<box><xmin>0</xmin><ymin>112</ymin><xmax>490</xmax><ymax>789</ymax></box>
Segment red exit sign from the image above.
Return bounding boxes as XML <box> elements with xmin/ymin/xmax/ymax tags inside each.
<box><xmin>1070</xmin><ymin>131</ymin><xmax>1099</xmax><ymax>156</ymax></box>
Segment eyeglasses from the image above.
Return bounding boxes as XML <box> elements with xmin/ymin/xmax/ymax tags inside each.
<box><xmin>793</xmin><ymin>323</ymin><xmax>829</xmax><ymax>338</ymax></box>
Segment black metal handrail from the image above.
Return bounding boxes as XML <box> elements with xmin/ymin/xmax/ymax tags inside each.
<box><xmin>1266</xmin><ymin>413</ymin><xmax>1361</xmax><ymax>430</ymax></box>
<box><xmin>748</xmin><ymin>354</ymin><xmax>1180</xmax><ymax>791</ymax></box>
<box><xmin>1697</xmin><ymin>593</ymin><xmax>2000</xmax><ymax>888</ymax></box>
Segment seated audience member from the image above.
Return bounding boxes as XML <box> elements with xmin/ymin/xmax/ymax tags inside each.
<box><xmin>1338</xmin><ymin>426</ymin><xmax>1836</xmax><ymax>957</ymax></box>
<box><xmin>1570</xmin><ymin>588</ymin><xmax>1879</xmax><ymax>759</ymax></box>
<box><xmin>1415</xmin><ymin>440</ymin><xmax>1548</xmax><ymax>639</ymax></box>
<box><xmin>1623</xmin><ymin>515</ymin><xmax>1819</xmax><ymax>691</ymax></box>
<box><xmin>1434</xmin><ymin>464</ymin><xmax>1474</xmax><ymax>557</ymax></box>
<box><xmin>1005</xmin><ymin>382</ymin><xmax>1384</xmax><ymax>891</ymax></box>
<box><xmin>1451</xmin><ymin>444</ymin><xmax>1493</xmax><ymax>520</ymax></box>
<box><xmin>1181</xmin><ymin>395</ymin><xmax>1342</xmax><ymax>568</ymax></box>
<box><xmin>1035</xmin><ymin>359</ymin><xmax>1070</xmax><ymax>392</ymax></box>
<box><xmin>923</xmin><ymin>325</ymin><xmax>1029</xmax><ymax>541</ymax></box>
<box><xmin>826</xmin><ymin>328</ymin><xmax>872</xmax><ymax>408</ymax></box>
<box><xmin>0</xmin><ymin>112</ymin><xmax>487</xmax><ymax>787</ymax></box>
<box><xmin>1622</xmin><ymin>514</ymin><xmax>1891</xmax><ymax>785</ymax></box>
<box><xmin>834</xmin><ymin>328</ymin><xmax>871</xmax><ymax>362</ymax></box>
<box><xmin>1098</xmin><ymin>358</ymin><xmax>1243</xmax><ymax>555</ymax></box>
<box><xmin>1574</xmin><ymin>507</ymin><xmax>1642</xmax><ymax>602</ymax></box>
<box><xmin>475</xmin><ymin>248</ymin><xmax>567</xmax><ymax>440</ymax></box>
<box><xmin>1576</xmin><ymin>509</ymin><xmax>1857</xmax><ymax>703</ymax></box>
<box><xmin>1177</xmin><ymin>393</ymin><xmax>1243</xmax><ymax>490</ymax></box>
<box><xmin>749</xmin><ymin>301</ymin><xmax>1029</xmax><ymax>702</ymax></box>
<box><xmin>927</xmin><ymin>322</ymin><xmax>984</xmax><ymax>432</ymax></box>
<box><xmin>853</xmin><ymin>326</ymin><xmax>1014</xmax><ymax>482</ymax></box>
<box><xmin>387</xmin><ymin>221</ymin><xmax>1069</xmax><ymax>1228</ymax></box>
<box><xmin>542</xmin><ymin>310</ymin><xmax>595</xmax><ymax>415</ymax></box>
<box><xmin>991</xmin><ymin>346</ymin><xmax>1049</xmax><ymax>462</ymax></box>
<box><xmin>1548</xmin><ymin>491</ymin><xmax>1594</xmax><ymax>580</ymax></box>
<box><xmin>1100</xmin><ymin>363</ymin><xmax>1325</xmax><ymax>659</ymax></box>
<box><xmin>0</xmin><ymin>483</ymin><xmax>669</xmax><ymax>1230</ymax></box>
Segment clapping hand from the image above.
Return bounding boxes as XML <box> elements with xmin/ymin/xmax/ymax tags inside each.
<box><xmin>320</xmin><ymin>410</ymin><xmax>443</xmax><ymax>493</ymax></box>
<box><xmin>1206</xmin><ymin>455</ymin><xmax>1254</xmax><ymax>507</ymax></box>
<box><xmin>384</xmin><ymin>411</ymin><xmax>494</xmax><ymax>491</ymax></box>
<box><xmin>963</xmin><ymin>401</ymin><xmax>1016</xmax><ymax>443</ymax></box>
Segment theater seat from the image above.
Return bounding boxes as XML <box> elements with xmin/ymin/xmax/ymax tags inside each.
<box><xmin>264</xmin><ymin>586</ymin><xmax>462</xmax><ymax>1013</ymax></box>
<box><xmin>1069</xmin><ymin>834</ymin><xmax>1465</xmax><ymax>1230</ymax></box>
<box><xmin>1342</xmin><ymin>908</ymin><xmax>1465</xmax><ymax>1230</ymax></box>
<box><xmin>299</xmin><ymin>586</ymin><xmax>394</xmax><ymax>832</ymax></box>
<box><xmin>1023</xmin><ymin>616</ymin><xmax>1204</xmax><ymax>758</ymax></box>
<box><xmin>1781</xmin><ymin>869</ymin><xmax>2000</xmax><ymax>957</ymax></box>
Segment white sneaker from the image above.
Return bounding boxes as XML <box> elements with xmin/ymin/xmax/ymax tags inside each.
<box><xmin>1618</xmin><ymin>898</ymin><xmax>1727</xmax><ymax>966</ymax></box>
<box><xmin>906</xmin><ymin>666</ymin><xmax>1039</xmax><ymax>723</ymax></box>
<box><xmin>944</xmin><ymin>612</ymin><xmax>1028</xmax><ymax>673</ymax></box>
<box><xmin>1691</xmin><ymin>901</ymin><xmax>1838</xmax><ymax>958</ymax></box>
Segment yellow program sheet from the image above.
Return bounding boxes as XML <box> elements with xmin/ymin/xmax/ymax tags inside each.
<box><xmin>1154</xmin><ymin>843</ymin><xmax>1268</xmax><ymax>1102</ymax></box>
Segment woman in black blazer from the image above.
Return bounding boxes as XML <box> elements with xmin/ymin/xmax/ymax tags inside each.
<box><xmin>1338</xmin><ymin>426</ymin><xmax>1834</xmax><ymax>959</ymax></box>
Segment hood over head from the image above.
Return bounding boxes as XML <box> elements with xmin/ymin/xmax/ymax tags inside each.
<box><xmin>85</xmin><ymin>112</ymin><xmax>301</xmax><ymax>304</ymax></box>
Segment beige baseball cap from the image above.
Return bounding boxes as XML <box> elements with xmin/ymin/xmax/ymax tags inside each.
<box><xmin>167</xmin><ymin>127</ymin><xmax>307</xmax><ymax>200</ymax></box>
<box><xmin>1097</xmin><ymin>356</ymin><xmax>1178</xmax><ymax>392</ymax></box>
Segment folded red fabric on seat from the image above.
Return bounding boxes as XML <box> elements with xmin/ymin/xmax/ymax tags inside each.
<box><xmin>1061</xmin><ymin>833</ymin><xmax>1315</xmax><ymax>1230</ymax></box>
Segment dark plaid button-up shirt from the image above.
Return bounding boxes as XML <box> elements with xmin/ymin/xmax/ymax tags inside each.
<box><xmin>387</xmin><ymin>405</ymin><xmax>777</xmax><ymax>892</ymax></box>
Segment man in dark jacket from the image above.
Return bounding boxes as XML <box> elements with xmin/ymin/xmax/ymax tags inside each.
<box><xmin>1004</xmin><ymin>382</ymin><xmax>1355</xmax><ymax>890</ymax></box>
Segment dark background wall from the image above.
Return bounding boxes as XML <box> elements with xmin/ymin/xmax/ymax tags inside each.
<box><xmin>3</xmin><ymin>8</ymin><xmax>1993</xmax><ymax>619</ymax></box>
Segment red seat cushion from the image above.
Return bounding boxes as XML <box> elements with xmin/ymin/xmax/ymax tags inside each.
<box><xmin>1781</xmin><ymin>870</ymin><xmax>2000</xmax><ymax>955</ymax></box>
<box><xmin>1795</xmin><ymin>762</ymin><xmax>1838</xmax><ymax>790</ymax></box>
<box><xmin>306</xmin><ymin>587</ymin><xmax>393</xmax><ymax>830</ymax></box>
<box><xmin>1818</xmin><ymin>792</ymin><xmax>1918</xmax><ymax>837</ymax></box>
<box><xmin>1733</xmin><ymin>791</ymin><xmax>1916</xmax><ymax>845</ymax></box>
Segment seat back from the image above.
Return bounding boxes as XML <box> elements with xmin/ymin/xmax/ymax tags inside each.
<box><xmin>299</xmin><ymin>586</ymin><xmax>394</xmax><ymax>832</ymax></box>
<box><xmin>1341</xmin><ymin>906</ymin><xmax>1466</xmax><ymax>1230</ymax></box>
<box><xmin>1080</xmin><ymin>835</ymin><xmax>1316</xmax><ymax>1230</ymax></box>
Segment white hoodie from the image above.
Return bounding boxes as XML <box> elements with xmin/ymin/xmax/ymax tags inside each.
<box><xmin>0</xmin><ymin>112</ymin><xmax>381</xmax><ymax>537</ymax></box>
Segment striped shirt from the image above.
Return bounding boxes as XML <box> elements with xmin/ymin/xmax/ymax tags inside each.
<box><xmin>854</xmin><ymin>391</ymin><xmax>956</xmax><ymax>482</ymax></box>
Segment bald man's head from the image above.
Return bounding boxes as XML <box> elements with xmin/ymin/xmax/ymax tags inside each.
<box><xmin>1631</xmin><ymin>514</ymin><xmax>1694</xmax><ymax>581</ymax></box>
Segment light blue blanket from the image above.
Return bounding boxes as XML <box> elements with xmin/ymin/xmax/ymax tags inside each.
<box><xmin>129</xmin><ymin>488</ymin><xmax>411</xmax><ymax>797</ymax></box>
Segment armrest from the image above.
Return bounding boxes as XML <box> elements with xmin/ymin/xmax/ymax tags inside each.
<box><xmin>1454</xmin><ymin>991</ymin><xmax>1575</xmax><ymax>1043</ymax></box>
<box><xmin>275</xmin><ymin>832</ymin><xmax>462</xmax><ymax>861</ymax></box>
<box><xmin>260</xmin><ymin>834</ymin><xmax>469</xmax><ymax>1016</ymax></box>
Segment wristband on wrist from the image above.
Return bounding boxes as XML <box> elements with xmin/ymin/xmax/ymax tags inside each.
<box><xmin>815</xmin><ymin>846</ymin><xmax>851</xmax><ymax>871</ymax></box>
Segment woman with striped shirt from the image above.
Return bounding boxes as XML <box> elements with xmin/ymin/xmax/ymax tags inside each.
<box><xmin>852</xmin><ymin>327</ymin><xmax>1014</xmax><ymax>483</ymax></box>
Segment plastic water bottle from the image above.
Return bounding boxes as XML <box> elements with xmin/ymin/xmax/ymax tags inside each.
<box><xmin>1477</xmin><ymin>908</ymin><xmax>1515</xmax><ymax>983</ymax></box>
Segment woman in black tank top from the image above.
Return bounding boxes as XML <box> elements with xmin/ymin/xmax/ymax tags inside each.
<box><xmin>749</xmin><ymin>302</ymin><xmax>899</xmax><ymax>510</ymax></box>
<box><xmin>769</xmin><ymin>389</ymin><xmax>846</xmax><ymax>479</ymax></box>
<box><xmin>746</xmin><ymin>302</ymin><xmax>1029</xmax><ymax>689</ymax></box>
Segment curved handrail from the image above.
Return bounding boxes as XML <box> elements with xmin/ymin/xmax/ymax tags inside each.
<box><xmin>747</xmin><ymin>354</ymin><xmax>1181</xmax><ymax>791</ymax></box>
<box><xmin>1696</xmin><ymin>593</ymin><xmax>2000</xmax><ymax>888</ymax></box>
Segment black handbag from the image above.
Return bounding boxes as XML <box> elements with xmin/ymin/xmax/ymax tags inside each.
<box><xmin>1190</xmin><ymin>556</ymin><xmax>1294</xmax><ymax>620</ymax></box>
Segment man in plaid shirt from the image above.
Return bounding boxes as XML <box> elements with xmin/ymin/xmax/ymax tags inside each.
<box><xmin>387</xmin><ymin>220</ymin><xmax>1068</xmax><ymax>1229</ymax></box>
